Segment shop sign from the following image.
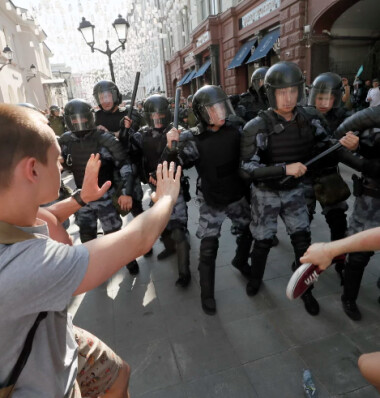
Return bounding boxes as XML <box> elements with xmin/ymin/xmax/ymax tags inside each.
<box><xmin>184</xmin><ymin>52</ymin><xmax>194</xmax><ymax>64</ymax></box>
<box><xmin>240</xmin><ymin>0</ymin><xmax>280</xmax><ymax>29</ymax></box>
<box><xmin>196</xmin><ymin>31</ymin><xmax>210</xmax><ymax>48</ymax></box>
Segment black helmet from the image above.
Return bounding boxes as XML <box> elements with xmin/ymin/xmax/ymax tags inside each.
<box><xmin>251</xmin><ymin>67</ymin><xmax>269</xmax><ymax>94</ymax></box>
<box><xmin>49</xmin><ymin>105</ymin><xmax>60</xmax><ymax>115</ymax></box>
<box><xmin>93</xmin><ymin>80</ymin><xmax>122</xmax><ymax>112</ymax></box>
<box><xmin>64</xmin><ymin>99</ymin><xmax>95</xmax><ymax>133</ymax></box>
<box><xmin>264</xmin><ymin>61</ymin><xmax>305</xmax><ymax>109</ymax></box>
<box><xmin>308</xmin><ymin>72</ymin><xmax>343</xmax><ymax>109</ymax></box>
<box><xmin>192</xmin><ymin>85</ymin><xmax>235</xmax><ymax>126</ymax></box>
<box><xmin>143</xmin><ymin>94</ymin><xmax>171</xmax><ymax>129</ymax></box>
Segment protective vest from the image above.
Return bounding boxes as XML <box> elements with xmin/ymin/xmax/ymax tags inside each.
<box><xmin>63</xmin><ymin>130</ymin><xmax>115</xmax><ymax>188</ymax></box>
<box><xmin>95</xmin><ymin>109</ymin><xmax>127</xmax><ymax>133</ymax></box>
<box><xmin>325</xmin><ymin>108</ymin><xmax>349</xmax><ymax>135</ymax></box>
<box><xmin>194</xmin><ymin>123</ymin><xmax>246</xmax><ymax>206</ymax></box>
<box><xmin>141</xmin><ymin>128</ymin><xmax>168</xmax><ymax>181</ymax></box>
<box><xmin>259</xmin><ymin>109</ymin><xmax>315</xmax><ymax>165</ymax></box>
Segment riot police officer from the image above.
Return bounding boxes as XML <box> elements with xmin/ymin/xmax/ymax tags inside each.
<box><xmin>240</xmin><ymin>62</ymin><xmax>332</xmax><ymax>316</ymax></box>
<box><xmin>48</xmin><ymin>105</ymin><xmax>66</xmax><ymax>137</ymax></box>
<box><xmin>307</xmin><ymin>72</ymin><xmax>358</xmax><ymax>280</ymax></box>
<box><xmin>239</xmin><ymin>66</ymin><xmax>270</xmax><ymax>122</ymax></box>
<box><xmin>93</xmin><ymin>80</ymin><xmax>142</xmax><ymax>135</ymax></box>
<box><xmin>164</xmin><ymin>85</ymin><xmax>252</xmax><ymax>315</ymax></box>
<box><xmin>334</xmin><ymin>107</ymin><xmax>380</xmax><ymax>320</ymax></box>
<box><xmin>59</xmin><ymin>99</ymin><xmax>138</xmax><ymax>273</ymax></box>
<box><xmin>121</xmin><ymin>94</ymin><xmax>192</xmax><ymax>288</ymax></box>
<box><xmin>93</xmin><ymin>80</ymin><xmax>146</xmax><ymax>272</ymax></box>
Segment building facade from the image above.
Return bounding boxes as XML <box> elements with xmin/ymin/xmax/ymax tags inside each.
<box><xmin>0</xmin><ymin>0</ymin><xmax>67</xmax><ymax>109</ymax></box>
<box><xmin>164</xmin><ymin>0</ymin><xmax>380</xmax><ymax>97</ymax></box>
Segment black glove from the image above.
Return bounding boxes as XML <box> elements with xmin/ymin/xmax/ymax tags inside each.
<box><xmin>363</xmin><ymin>159</ymin><xmax>380</xmax><ymax>178</ymax></box>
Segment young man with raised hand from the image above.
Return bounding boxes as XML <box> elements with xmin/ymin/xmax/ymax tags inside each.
<box><xmin>0</xmin><ymin>103</ymin><xmax>181</xmax><ymax>397</ymax></box>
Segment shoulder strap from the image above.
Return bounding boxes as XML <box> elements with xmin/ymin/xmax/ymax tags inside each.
<box><xmin>257</xmin><ymin>110</ymin><xmax>285</xmax><ymax>135</ymax></box>
<box><xmin>0</xmin><ymin>221</ymin><xmax>46</xmax><ymax>390</ymax></box>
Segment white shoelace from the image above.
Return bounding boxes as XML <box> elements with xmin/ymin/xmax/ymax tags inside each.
<box><xmin>304</xmin><ymin>270</ymin><xmax>319</xmax><ymax>286</ymax></box>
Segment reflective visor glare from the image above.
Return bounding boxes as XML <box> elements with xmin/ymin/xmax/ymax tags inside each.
<box><xmin>150</xmin><ymin>112</ymin><xmax>166</xmax><ymax>128</ymax></box>
<box><xmin>98</xmin><ymin>91</ymin><xmax>113</xmax><ymax>103</ymax></box>
<box><xmin>204</xmin><ymin>100</ymin><xmax>235</xmax><ymax>125</ymax></box>
<box><xmin>69</xmin><ymin>114</ymin><xmax>89</xmax><ymax>130</ymax></box>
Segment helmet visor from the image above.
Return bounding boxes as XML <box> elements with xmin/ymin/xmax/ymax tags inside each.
<box><xmin>145</xmin><ymin>111</ymin><xmax>171</xmax><ymax>129</ymax></box>
<box><xmin>66</xmin><ymin>113</ymin><xmax>94</xmax><ymax>132</ymax></box>
<box><xmin>252</xmin><ymin>78</ymin><xmax>265</xmax><ymax>94</ymax></box>
<box><xmin>308</xmin><ymin>88</ymin><xmax>341</xmax><ymax>110</ymax></box>
<box><xmin>198</xmin><ymin>99</ymin><xmax>235</xmax><ymax>125</ymax></box>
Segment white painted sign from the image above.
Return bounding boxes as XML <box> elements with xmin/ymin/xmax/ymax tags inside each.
<box><xmin>241</xmin><ymin>0</ymin><xmax>280</xmax><ymax>29</ymax></box>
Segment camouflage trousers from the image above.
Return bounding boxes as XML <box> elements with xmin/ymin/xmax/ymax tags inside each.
<box><xmin>348</xmin><ymin>194</ymin><xmax>380</xmax><ymax>235</ymax></box>
<box><xmin>149</xmin><ymin>186</ymin><xmax>188</xmax><ymax>231</ymax></box>
<box><xmin>250</xmin><ymin>183</ymin><xmax>310</xmax><ymax>240</ymax></box>
<box><xmin>75</xmin><ymin>187</ymin><xmax>122</xmax><ymax>239</ymax></box>
<box><xmin>196</xmin><ymin>192</ymin><xmax>251</xmax><ymax>239</ymax></box>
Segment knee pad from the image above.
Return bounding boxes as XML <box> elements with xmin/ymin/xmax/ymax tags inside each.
<box><xmin>253</xmin><ymin>238</ymin><xmax>273</xmax><ymax>252</ymax></box>
<box><xmin>200</xmin><ymin>237</ymin><xmax>219</xmax><ymax>259</ymax></box>
<box><xmin>79</xmin><ymin>231</ymin><xmax>97</xmax><ymax>243</ymax></box>
<box><xmin>290</xmin><ymin>230</ymin><xmax>311</xmax><ymax>248</ymax></box>
<box><xmin>171</xmin><ymin>228</ymin><xmax>188</xmax><ymax>243</ymax></box>
<box><xmin>347</xmin><ymin>251</ymin><xmax>374</xmax><ymax>271</ymax></box>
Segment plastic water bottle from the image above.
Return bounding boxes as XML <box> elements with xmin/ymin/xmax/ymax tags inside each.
<box><xmin>303</xmin><ymin>369</ymin><xmax>317</xmax><ymax>397</ymax></box>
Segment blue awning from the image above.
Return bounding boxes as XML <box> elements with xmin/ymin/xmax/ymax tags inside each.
<box><xmin>177</xmin><ymin>70</ymin><xmax>192</xmax><ymax>87</ymax></box>
<box><xmin>246</xmin><ymin>29</ymin><xmax>280</xmax><ymax>64</ymax></box>
<box><xmin>227</xmin><ymin>39</ymin><xmax>257</xmax><ymax>70</ymax></box>
<box><xmin>182</xmin><ymin>70</ymin><xmax>196</xmax><ymax>85</ymax></box>
<box><xmin>193</xmin><ymin>60</ymin><xmax>211</xmax><ymax>79</ymax></box>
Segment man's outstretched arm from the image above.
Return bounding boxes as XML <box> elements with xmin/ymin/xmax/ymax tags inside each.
<box><xmin>300</xmin><ymin>227</ymin><xmax>380</xmax><ymax>270</ymax></box>
<box><xmin>74</xmin><ymin>161</ymin><xmax>181</xmax><ymax>295</ymax></box>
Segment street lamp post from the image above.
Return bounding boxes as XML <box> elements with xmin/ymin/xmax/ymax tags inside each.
<box><xmin>78</xmin><ymin>15</ymin><xmax>129</xmax><ymax>83</ymax></box>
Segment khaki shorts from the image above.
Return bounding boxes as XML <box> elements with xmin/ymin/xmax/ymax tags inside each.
<box><xmin>69</xmin><ymin>326</ymin><xmax>124</xmax><ymax>398</ymax></box>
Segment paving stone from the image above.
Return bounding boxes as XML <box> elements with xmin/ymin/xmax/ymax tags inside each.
<box><xmin>186</xmin><ymin>367</ymin><xmax>258</xmax><ymax>398</ymax></box>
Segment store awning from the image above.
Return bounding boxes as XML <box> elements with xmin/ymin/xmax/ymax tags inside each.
<box><xmin>177</xmin><ymin>71</ymin><xmax>192</xmax><ymax>87</ymax></box>
<box><xmin>227</xmin><ymin>39</ymin><xmax>257</xmax><ymax>70</ymax></box>
<box><xmin>183</xmin><ymin>70</ymin><xmax>196</xmax><ymax>85</ymax></box>
<box><xmin>246</xmin><ymin>29</ymin><xmax>280</xmax><ymax>64</ymax></box>
<box><xmin>193</xmin><ymin>60</ymin><xmax>211</xmax><ymax>79</ymax></box>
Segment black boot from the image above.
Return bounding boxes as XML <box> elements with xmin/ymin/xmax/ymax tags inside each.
<box><xmin>173</xmin><ymin>229</ymin><xmax>191</xmax><ymax>288</ymax></box>
<box><xmin>246</xmin><ymin>239</ymin><xmax>272</xmax><ymax>296</ymax></box>
<box><xmin>157</xmin><ymin>228</ymin><xmax>176</xmax><ymax>260</ymax></box>
<box><xmin>290</xmin><ymin>230</ymin><xmax>311</xmax><ymax>271</ymax></box>
<box><xmin>144</xmin><ymin>247</ymin><xmax>153</xmax><ymax>257</ymax></box>
<box><xmin>325</xmin><ymin>208</ymin><xmax>348</xmax><ymax>282</ymax></box>
<box><xmin>342</xmin><ymin>252</ymin><xmax>372</xmax><ymax>321</ymax></box>
<box><xmin>199</xmin><ymin>237</ymin><xmax>219</xmax><ymax>315</ymax></box>
<box><xmin>232</xmin><ymin>231</ymin><xmax>252</xmax><ymax>278</ymax></box>
<box><xmin>126</xmin><ymin>260</ymin><xmax>139</xmax><ymax>275</ymax></box>
<box><xmin>301</xmin><ymin>290</ymin><xmax>320</xmax><ymax>315</ymax></box>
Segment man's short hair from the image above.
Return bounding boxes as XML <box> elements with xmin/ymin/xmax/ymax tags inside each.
<box><xmin>373</xmin><ymin>78</ymin><xmax>379</xmax><ymax>83</ymax></box>
<box><xmin>0</xmin><ymin>104</ymin><xmax>56</xmax><ymax>190</ymax></box>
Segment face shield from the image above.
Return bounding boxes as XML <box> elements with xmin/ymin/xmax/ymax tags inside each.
<box><xmin>308</xmin><ymin>88</ymin><xmax>341</xmax><ymax>111</ymax></box>
<box><xmin>198</xmin><ymin>99</ymin><xmax>235</xmax><ymax>126</ymax></box>
<box><xmin>145</xmin><ymin>111</ymin><xmax>171</xmax><ymax>129</ymax></box>
<box><xmin>65</xmin><ymin>113</ymin><xmax>95</xmax><ymax>132</ymax></box>
<box><xmin>252</xmin><ymin>78</ymin><xmax>265</xmax><ymax>94</ymax></box>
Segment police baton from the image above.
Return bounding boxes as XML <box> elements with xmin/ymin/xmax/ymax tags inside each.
<box><xmin>279</xmin><ymin>131</ymin><xmax>360</xmax><ymax>186</ymax></box>
<box><xmin>127</xmin><ymin>71</ymin><xmax>140</xmax><ymax>119</ymax></box>
<box><xmin>171</xmin><ymin>87</ymin><xmax>182</xmax><ymax>151</ymax></box>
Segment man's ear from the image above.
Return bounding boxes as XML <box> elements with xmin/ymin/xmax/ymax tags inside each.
<box><xmin>24</xmin><ymin>157</ymin><xmax>39</xmax><ymax>181</ymax></box>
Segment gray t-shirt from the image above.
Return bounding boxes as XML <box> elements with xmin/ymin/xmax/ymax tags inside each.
<box><xmin>0</xmin><ymin>221</ymin><xmax>89</xmax><ymax>397</ymax></box>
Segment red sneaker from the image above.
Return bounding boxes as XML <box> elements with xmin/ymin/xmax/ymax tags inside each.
<box><xmin>286</xmin><ymin>263</ymin><xmax>323</xmax><ymax>300</ymax></box>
